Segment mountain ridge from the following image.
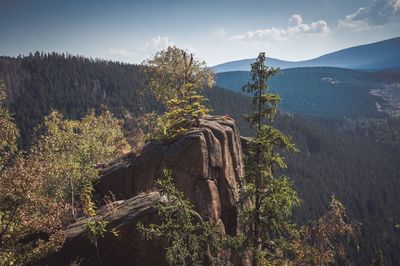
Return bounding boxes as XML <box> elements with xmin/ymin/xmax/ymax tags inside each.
<box><xmin>213</xmin><ymin>37</ymin><xmax>400</xmax><ymax>73</ymax></box>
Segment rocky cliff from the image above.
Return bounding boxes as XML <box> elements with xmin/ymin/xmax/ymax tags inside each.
<box><xmin>40</xmin><ymin>115</ymin><xmax>246</xmax><ymax>265</ymax></box>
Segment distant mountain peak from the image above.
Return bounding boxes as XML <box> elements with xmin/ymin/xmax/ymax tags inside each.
<box><xmin>213</xmin><ymin>37</ymin><xmax>400</xmax><ymax>73</ymax></box>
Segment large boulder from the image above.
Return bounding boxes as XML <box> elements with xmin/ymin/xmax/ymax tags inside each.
<box><xmin>38</xmin><ymin>192</ymin><xmax>167</xmax><ymax>266</ymax></box>
<box><xmin>40</xmin><ymin>115</ymin><xmax>247</xmax><ymax>265</ymax></box>
<box><xmin>96</xmin><ymin>115</ymin><xmax>244</xmax><ymax>235</ymax></box>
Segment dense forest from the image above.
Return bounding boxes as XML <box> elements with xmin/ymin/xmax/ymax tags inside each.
<box><xmin>0</xmin><ymin>52</ymin><xmax>158</xmax><ymax>147</ymax></box>
<box><xmin>216</xmin><ymin>67</ymin><xmax>400</xmax><ymax>119</ymax></box>
<box><xmin>1</xmin><ymin>53</ymin><xmax>400</xmax><ymax>265</ymax></box>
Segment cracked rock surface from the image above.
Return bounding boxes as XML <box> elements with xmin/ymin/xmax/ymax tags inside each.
<box><xmin>96</xmin><ymin>115</ymin><xmax>244</xmax><ymax>235</ymax></box>
<box><xmin>38</xmin><ymin>192</ymin><xmax>167</xmax><ymax>265</ymax></box>
<box><xmin>40</xmin><ymin>115</ymin><xmax>247</xmax><ymax>265</ymax></box>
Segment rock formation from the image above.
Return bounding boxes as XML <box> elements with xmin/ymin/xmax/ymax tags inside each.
<box><xmin>39</xmin><ymin>115</ymin><xmax>246</xmax><ymax>265</ymax></box>
<box><xmin>96</xmin><ymin>115</ymin><xmax>244</xmax><ymax>235</ymax></box>
<box><xmin>42</xmin><ymin>192</ymin><xmax>167</xmax><ymax>265</ymax></box>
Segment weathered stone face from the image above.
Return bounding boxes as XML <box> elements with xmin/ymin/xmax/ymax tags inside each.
<box><xmin>41</xmin><ymin>115</ymin><xmax>247</xmax><ymax>265</ymax></box>
<box><xmin>40</xmin><ymin>192</ymin><xmax>167</xmax><ymax>266</ymax></box>
<box><xmin>96</xmin><ymin>115</ymin><xmax>244</xmax><ymax>235</ymax></box>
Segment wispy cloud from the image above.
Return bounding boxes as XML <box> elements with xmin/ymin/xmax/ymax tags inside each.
<box><xmin>140</xmin><ymin>36</ymin><xmax>176</xmax><ymax>53</ymax></box>
<box><xmin>212</xmin><ymin>27</ymin><xmax>227</xmax><ymax>38</ymax></box>
<box><xmin>140</xmin><ymin>36</ymin><xmax>197</xmax><ymax>54</ymax></box>
<box><xmin>230</xmin><ymin>14</ymin><xmax>330</xmax><ymax>41</ymax></box>
<box><xmin>338</xmin><ymin>7</ymin><xmax>371</xmax><ymax>31</ymax></box>
<box><xmin>337</xmin><ymin>0</ymin><xmax>400</xmax><ymax>31</ymax></box>
<box><xmin>390</xmin><ymin>0</ymin><xmax>400</xmax><ymax>13</ymax></box>
<box><xmin>151</xmin><ymin>36</ymin><xmax>175</xmax><ymax>49</ymax></box>
<box><xmin>104</xmin><ymin>37</ymin><xmax>176</xmax><ymax>63</ymax></box>
<box><xmin>104</xmin><ymin>48</ymin><xmax>136</xmax><ymax>62</ymax></box>
<box><xmin>105</xmin><ymin>36</ymin><xmax>198</xmax><ymax>63</ymax></box>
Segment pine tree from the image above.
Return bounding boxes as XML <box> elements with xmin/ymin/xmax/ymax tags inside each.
<box><xmin>144</xmin><ymin>46</ymin><xmax>214</xmax><ymax>140</ymax></box>
<box><xmin>240</xmin><ymin>52</ymin><xmax>300</xmax><ymax>265</ymax></box>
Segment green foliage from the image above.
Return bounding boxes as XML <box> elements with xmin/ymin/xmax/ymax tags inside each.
<box><xmin>0</xmin><ymin>154</ymin><xmax>66</xmax><ymax>266</ymax></box>
<box><xmin>242</xmin><ymin>52</ymin><xmax>280</xmax><ymax>127</ymax></box>
<box><xmin>30</xmin><ymin>109</ymin><xmax>130</xmax><ymax>218</ymax></box>
<box><xmin>241</xmin><ymin>125</ymin><xmax>301</xmax><ymax>263</ymax></box>
<box><xmin>240</xmin><ymin>52</ymin><xmax>301</xmax><ymax>264</ymax></box>
<box><xmin>86</xmin><ymin>220</ymin><xmax>108</xmax><ymax>245</ymax></box>
<box><xmin>122</xmin><ymin>111</ymin><xmax>158</xmax><ymax>153</ymax></box>
<box><xmin>144</xmin><ymin>47</ymin><xmax>214</xmax><ymax>140</ymax></box>
<box><xmin>0</xmin><ymin>80</ymin><xmax>19</xmax><ymax>169</ymax></box>
<box><xmin>286</xmin><ymin>195</ymin><xmax>359</xmax><ymax>265</ymax></box>
<box><xmin>2</xmin><ymin>52</ymin><xmax>400</xmax><ymax>264</ymax></box>
<box><xmin>137</xmin><ymin>169</ymin><xmax>235</xmax><ymax>265</ymax></box>
<box><xmin>274</xmin><ymin>114</ymin><xmax>400</xmax><ymax>264</ymax></box>
<box><xmin>0</xmin><ymin>83</ymin><xmax>64</xmax><ymax>265</ymax></box>
<box><xmin>144</xmin><ymin>46</ymin><xmax>214</xmax><ymax>104</ymax></box>
<box><xmin>1</xmin><ymin>52</ymin><xmax>157</xmax><ymax>148</ymax></box>
<box><xmin>85</xmin><ymin>219</ymin><xmax>108</xmax><ymax>263</ymax></box>
<box><xmin>151</xmin><ymin>89</ymin><xmax>210</xmax><ymax>140</ymax></box>
<box><xmin>0</xmin><ymin>88</ymin><xmax>129</xmax><ymax>264</ymax></box>
<box><xmin>240</xmin><ymin>53</ymin><xmax>360</xmax><ymax>265</ymax></box>
<box><xmin>243</xmin><ymin>125</ymin><xmax>301</xmax><ymax>238</ymax></box>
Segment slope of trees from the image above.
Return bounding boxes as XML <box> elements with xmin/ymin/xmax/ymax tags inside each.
<box><xmin>273</xmin><ymin>114</ymin><xmax>400</xmax><ymax>265</ymax></box>
<box><xmin>0</xmin><ymin>80</ymin><xmax>130</xmax><ymax>264</ymax></box>
<box><xmin>0</xmin><ymin>52</ymin><xmax>158</xmax><ymax>147</ymax></box>
<box><xmin>216</xmin><ymin>67</ymin><xmax>388</xmax><ymax>118</ymax></box>
<box><xmin>1</xmin><ymin>52</ymin><xmax>400</xmax><ymax>264</ymax></box>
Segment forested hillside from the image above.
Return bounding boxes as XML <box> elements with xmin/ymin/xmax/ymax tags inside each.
<box><xmin>1</xmin><ymin>53</ymin><xmax>400</xmax><ymax>265</ymax></box>
<box><xmin>0</xmin><ymin>52</ymin><xmax>159</xmax><ymax>146</ymax></box>
<box><xmin>276</xmin><ymin>115</ymin><xmax>400</xmax><ymax>265</ymax></box>
<box><xmin>216</xmin><ymin>67</ymin><xmax>400</xmax><ymax>119</ymax></box>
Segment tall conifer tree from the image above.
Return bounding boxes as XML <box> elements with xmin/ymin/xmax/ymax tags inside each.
<box><xmin>241</xmin><ymin>52</ymin><xmax>300</xmax><ymax>265</ymax></box>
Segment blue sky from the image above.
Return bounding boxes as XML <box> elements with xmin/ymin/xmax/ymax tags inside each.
<box><xmin>0</xmin><ymin>0</ymin><xmax>399</xmax><ymax>65</ymax></box>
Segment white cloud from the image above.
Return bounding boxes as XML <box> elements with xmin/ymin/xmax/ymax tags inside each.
<box><xmin>338</xmin><ymin>0</ymin><xmax>400</xmax><ymax>31</ymax></box>
<box><xmin>338</xmin><ymin>7</ymin><xmax>371</xmax><ymax>31</ymax></box>
<box><xmin>390</xmin><ymin>0</ymin><xmax>400</xmax><ymax>13</ymax></box>
<box><xmin>230</xmin><ymin>14</ymin><xmax>330</xmax><ymax>41</ymax></box>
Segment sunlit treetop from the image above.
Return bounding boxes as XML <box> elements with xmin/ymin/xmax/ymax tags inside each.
<box><xmin>144</xmin><ymin>46</ymin><xmax>215</xmax><ymax>103</ymax></box>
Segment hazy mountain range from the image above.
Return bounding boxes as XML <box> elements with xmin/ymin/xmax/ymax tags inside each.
<box><xmin>213</xmin><ymin>37</ymin><xmax>400</xmax><ymax>73</ymax></box>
